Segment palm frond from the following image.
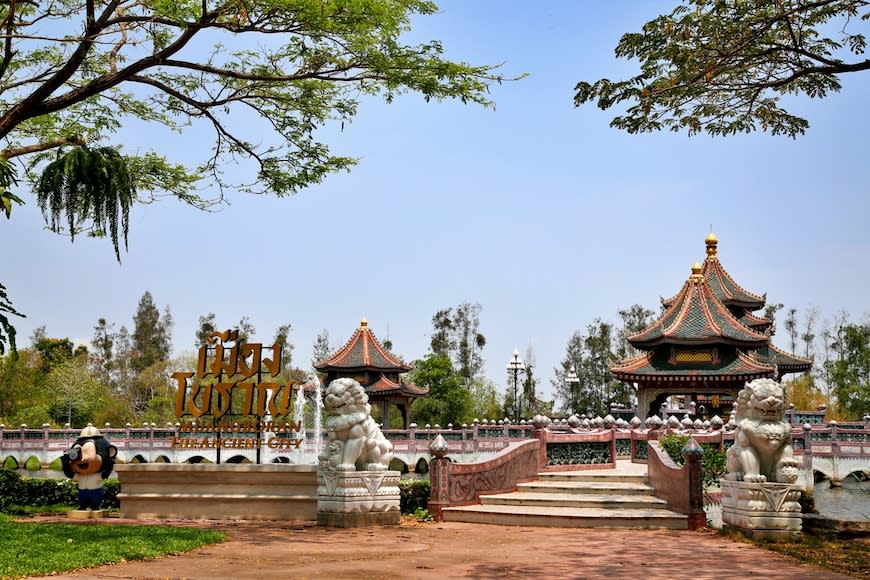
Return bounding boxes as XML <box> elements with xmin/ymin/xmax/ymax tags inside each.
<box><xmin>36</xmin><ymin>146</ymin><xmax>135</xmax><ymax>261</ymax></box>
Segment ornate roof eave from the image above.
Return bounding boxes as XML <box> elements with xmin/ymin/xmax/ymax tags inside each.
<box><xmin>702</xmin><ymin>234</ymin><xmax>765</xmax><ymax>310</ymax></box>
<box><xmin>367</xmin><ymin>374</ymin><xmax>428</xmax><ymax>398</ymax></box>
<box><xmin>611</xmin><ymin>350</ymin><xmax>774</xmax><ymax>383</ymax></box>
<box><xmin>629</xmin><ymin>264</ymin><xmax>769</xmax><ymax>349</ymax></box>
<box><xmin>314</xmin><ymin>318</ymin><xmax>411</xmax><ymax>373</ymax></box>
<box><xmin>755</xmin><ymin>343</ymin><xmax>813</xmax><ymax>373</ymax></box>
<box><xmin>735</xmin><ymin>309</ymin><xmax>773</xmax><ymax>331</ymax></box>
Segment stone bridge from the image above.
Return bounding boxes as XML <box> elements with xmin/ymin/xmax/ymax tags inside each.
<box><xmin>2</xmin><ymin>421</ymin><xmax>868</xmax><ymax>484</ymax></box>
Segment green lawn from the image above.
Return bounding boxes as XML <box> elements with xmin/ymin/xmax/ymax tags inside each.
<box><xmin>0</xmin><ymin>515</ymin><xmax>225</xmax><ymax>579</ymax></box>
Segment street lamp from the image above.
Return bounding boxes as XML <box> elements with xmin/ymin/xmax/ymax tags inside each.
<box><xmin>506</xmin><ymin>349</ymin><xmax>525</xmax><ymax>422</ymax></box>
<box><xmin>565</xmin><ymin>365</ymin><xmax>580</xmax><ymax>415</ymax></box>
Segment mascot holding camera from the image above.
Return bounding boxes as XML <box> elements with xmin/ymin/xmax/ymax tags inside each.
<box><xmin>61</xmin><ymin>424</ymin><xmax>118</xmax><ymax>511</ymax></box>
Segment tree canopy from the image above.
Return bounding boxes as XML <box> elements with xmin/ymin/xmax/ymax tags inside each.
<box><xmin>0</xmin><ymin>0</ymin><xmax>512</xmax><ymax>355</ymax></box>
<box><xmin>575</xmin><ymin>0</ymin><xmax>870</xmax><ymax>137</ymax></box>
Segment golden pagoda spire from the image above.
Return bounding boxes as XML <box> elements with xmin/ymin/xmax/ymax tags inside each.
<box><xmin>705</xmin><ymin>232</ymin><xmax>718</xmax><ymax>259</ymax></box>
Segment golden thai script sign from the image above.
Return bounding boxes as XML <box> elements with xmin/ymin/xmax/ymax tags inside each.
<box><xmin>173</xmin><ymin>329</ymin><xmax>296</xmax><ymax>419</ymax></box>
<box><xmin>170</xmin><ymin>330</ymin><xmax>304</xmax><ymax>450</ymax></box>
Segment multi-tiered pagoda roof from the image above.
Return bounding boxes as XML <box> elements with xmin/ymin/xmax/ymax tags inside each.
<box><xmin>314</xmin><ymin>318</ymin><xmax>426</xmax><ymax>427</ymax></box>
<box><xmin>611</xmin><ymin>234</ymin><xmax>811</xmax><ymax>418</ymax></box>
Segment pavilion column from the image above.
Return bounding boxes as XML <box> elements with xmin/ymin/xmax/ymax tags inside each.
<box><xmin>380</xmin><ymin>399</ymin><xmax>390</xmax><ymax>428</ymax></box>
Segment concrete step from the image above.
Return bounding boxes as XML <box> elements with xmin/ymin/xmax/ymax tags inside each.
<box><xmin>537</xmin><ymin>472</ymin><xmax>649</xmax><ymax>484</ymax></box>
<box><xmin>517</xmin><ymin>480</ymin><xmax>655</xmax><ymax>495</ymax></box>
<box><xmin>441</xmin><ymin>504</ymin><xmax>688</xmax><ymax>529</ymax></box>
<box><xmin>479</xmin><ymin>491</ymin><xmax>668</xmax><ymax>509</ymax></box>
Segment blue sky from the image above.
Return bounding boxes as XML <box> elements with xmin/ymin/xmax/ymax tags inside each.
<box><xmin>3</xmin><ymin>1</ymin><xmax>868</xmax><ymax>406</ymax></box>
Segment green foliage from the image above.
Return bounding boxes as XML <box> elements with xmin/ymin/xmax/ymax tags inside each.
<box><xmin>575</xmin><ymin>1</ymin><xmax>870</xmax><ymax>137</ymax></box>
<box><xmin>409</xmin><ymin>355</ymin><xmax>471</xmax><ymax>426</ymax></box>
<box><xmin>398</xmin><ymin>479</ymin><xmax>430</xmax><ymax>514</ymax></box>
<box><xmin>825</xmin><ymin>322</ymin><xmax>870</xmax><ymax>419</ymax></box>
<box><xmin>658</xmin><ymin>433</ymin><xmax>726</xmax><ymax>488</ymax></box>
<box><xmin>0</xmin><ymin>282</ymin><xmax>23</xmax><ymax>358</ymax></box>
<box><xmin>0</xmin><ymin>469</ymin><xmax>20</xmax><ymax>512</ymax></box>
<box><xmin>411</xmin><ymin>507</ymin><xmax>435</xmax><ymax>522</ymax></box>
<box><xmin>132</xmin><ymin>292</ymin><xmax>172</xmax><ymax>374</ymax></box>
<box><xmin>36</xmin><ymin>146</ymin><xmax>133</xmax><ymax>261</ymax></box>
<box><xmin>23</xmin><ymin>457</ymin><xmax>41</xmax><ymax>471</ymax></box>
<box><xmin>0</xmin><ymin>475</ymin><xmax>121</xmax><ymax>514</ymax></box>
<box><xmin>0</xmin><ymin>517</ymin><xmax>224</xmax><ymax>578</ymax></box>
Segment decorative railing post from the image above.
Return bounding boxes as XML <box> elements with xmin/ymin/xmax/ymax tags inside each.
<box><xmin>802</xmin><ymin>423</ymin><xmax>814</xmax><ymax>494</ymax></box>
<box><xmin>428</xmin><ymin>434</ymin><xmax>450</xmax><ymax>521</ymax></box>
<box><xmin>681</xmin><ymin>437</ymin><xmax>706</xmax><ymax>529</ymax></box>
<box><xmin>531</xmin><ymin>415</ymin><xmax>551</xmax><ymax>467</ymax></box>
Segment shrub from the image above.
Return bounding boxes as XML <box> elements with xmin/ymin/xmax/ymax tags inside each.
<box><xmin>398</xmin><ymin>479</ymin><xmax>429</xmax><ymax>514</ymax></box>
<box><xmin>24</xmin><ymin>457</ymin><xmax>42</xmax><ymax>471</ymax></box>
<box><xmin>658</xmin><ymin>433</ymin><xmax>726</xmax><ymax>488</ymax></box>
<box><xmin>0</xmin><ymin>475</ymin><xmax>121</xmax><ymax>513</ymax></box>
<box><xmin>0</xmin><ymin>469</ymin><xmax>22</xmax><ymax>512</ymax></box>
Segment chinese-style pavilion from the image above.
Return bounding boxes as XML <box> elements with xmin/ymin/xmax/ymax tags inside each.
<box><xmin>314</xmin><ymin>318</ymin><xmax>427</xmax><ymax>428</ymax></box>
<box><xmin>611</xmin><ymin>234</ymin><xmax>812</xmax><ymax>419</ymax></box>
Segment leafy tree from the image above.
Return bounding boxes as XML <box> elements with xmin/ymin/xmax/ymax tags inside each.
<box><xmin>234</xmin><ymin>316</ymin><xmax>256</xmax><ymax>345</ymax></box>
<box><xmin>408</xmin><ymin>354</ymin><xmax>471</xmax><ymax>426</ymax></box>
<box><xmin>45</xmin><ymin>359</ymin><xmax>102</xmax><ymax>427</ymax></box>
<box><xmin>615</xmin><ymin>304</ymin><xmax>654</xmax><ymax>360</ymax></box>
<box><xmin>0</xmin><ymin>0</ymin><xmax>512</xmax><ymax>352</ymax></box>
<box><xmin>0</xmin><ymin>349</ymin><xmax>41</xmax><ymax>423</ymax></box>
<box><xmin>312</xmin><ymin>329</ymin><xmax>332</xmax><ymax>366</ymax></box>
<box><xmin>131</xmin><ymin>291</ymin><xmax>172</xmax><ymax>373</ymax></box>
<box><xmin>428</xmin><ymin>302</ymin><xmax>486</xmax><ymax>385</ymax></box>
<box><xmin>575</xmin><ymin>0</ymin><xmax>870</xmax><ymax>137</ymax></box>
<box><xmin>826</xmin><ymin>321</ymin><xmax>870</xmax><ymax>419</ymax></box>
<box><xmin>553</xmin><ymin>318</ymin><xmax>628</xmax><ymax>417</ymax></box>
<box><xmin>552</xmin><ymin>330</ymin><xmax>586</xmax><ymax>416</ymax></box>
<box><xmin>784</xmin><ymin>307</ymin><xmax>799</xmax><ymax>354</ymax></box>
<box><xmin>273</xmin><ymin>324</ymin><xmax>294</xmax><ymax>373</ymax></box>
<box><xmin>784</xmin><ymin>372</ymin><xmax>826</xmax><ymax>413</ymax></box>
<box><xmin>0</xmin><ymin>282</ymin><xmax>23</xmax><ymax>357</ymax></box>
<box><xmin>33</xmin><ymin>337</ymin><xmax>78</xmax><ymax>372</ymax></box>
<box><xmin>468</xmin><ymin>376</ymin><xmax>502</xmax><ymax>421</ymax></box>
<box><xmin>195</xmin><ymin>313</ymin><xmax>217</xmax><ymax>347</ymax></box>
<box><xmin>90</xmin><ymin>317</ymin><xmax>116</xmax><ymax>385</ymax></box>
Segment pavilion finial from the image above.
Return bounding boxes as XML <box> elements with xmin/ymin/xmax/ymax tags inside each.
<box><xmin>360</xmin><ymin>317</ymin><xmax>368</xmax><ymax>328</ymax></box>
<box><xmin>705</xmin><ymin>232</ymin><xmax>718</xmax><ymax>258</ymax></box>
<box><xmin>691</xmin><ymin>261</ymin><xmax>703</xmax><ymax>276</ymax></box>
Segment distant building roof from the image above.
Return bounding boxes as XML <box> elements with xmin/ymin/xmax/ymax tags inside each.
<box><xmin>314</xmin><ymin>318</ymin><xmax>411</xmax><ymax>373</ymax></box>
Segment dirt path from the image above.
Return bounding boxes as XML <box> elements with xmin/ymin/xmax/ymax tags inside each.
<box><xmin>24</xmin><ymin>518</ymin><xmax>857</xmax><ymax>580</ymax></box>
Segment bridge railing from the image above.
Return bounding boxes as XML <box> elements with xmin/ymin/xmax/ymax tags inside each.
<box><xmin>2</xmin><ymin>420</ymin><xmax>867</xmax><ymax>464</ymax></box>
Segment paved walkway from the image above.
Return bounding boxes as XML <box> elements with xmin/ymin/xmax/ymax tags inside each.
<box><xmin>27</xmin><ymin>518</ymin><xmax>860</xmax><ymax>580</ymax></box>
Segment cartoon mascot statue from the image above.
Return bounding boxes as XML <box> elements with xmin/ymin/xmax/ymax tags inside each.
<box><xmin>61</xmin><ymin>424</ymin><xmax>118</xmax><ymax>512</ymax></box>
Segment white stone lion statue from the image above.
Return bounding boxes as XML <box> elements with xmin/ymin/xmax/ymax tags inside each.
<box><xmin>320</xmin><ymin>378</ymin><xmax>393</xmax><ymax>472</ymax></box>
<box><xmin>725</xmin><ymin>378</ymin><xmax>799</xmax><ymax>483</ymax></box>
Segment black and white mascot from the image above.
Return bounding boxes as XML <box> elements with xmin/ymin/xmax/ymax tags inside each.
<box><xmin>61</xmin><ymin>424</ymin><xmax>118</xmax><ymax>510</ymax></box>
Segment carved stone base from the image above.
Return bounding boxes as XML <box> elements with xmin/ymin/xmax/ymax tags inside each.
<box><xmin>317</xmin><ymin>470</ymin><xmax>400</xmax><ymax>528</ymax></box>
<box><xmin>721</xmin><ymin>480</ymin><xmax>802</xmax><ymax>540</ymax></box>
<box><xmin>68</xmin><ymin>509</ymin><xmax>107</xmax><ymax>519</ymax></box>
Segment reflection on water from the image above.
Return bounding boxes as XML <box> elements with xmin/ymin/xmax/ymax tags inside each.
<box><xmin>813</xmin><ymin>477</ymin><xmax>870</xmax><ymax>521</ymax></box>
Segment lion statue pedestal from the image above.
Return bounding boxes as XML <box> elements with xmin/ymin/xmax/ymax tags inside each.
<box><xmin>721</xmin><ymin>378</ymin><xmax>803</xmax><ymax>540</ymax></box>
<box><xmin>316</xmin><ymin>378</ymin><xmax>400</xmax><ymax>527</ymax></box>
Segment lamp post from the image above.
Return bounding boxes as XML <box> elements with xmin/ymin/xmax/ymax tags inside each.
<box><xmin>565</xmin><ymin>365</ymin><xmax>580</xmax><ymax>415</ymax></box>
<box><xmin>506</xmin><ymin>349</ymin><xmax>525</xmax><ymax>422</ymax></box>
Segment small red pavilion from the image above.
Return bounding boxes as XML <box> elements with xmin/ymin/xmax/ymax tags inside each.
<box><xmin>314</xmin><ymin>318</ymin><xmax>427</xmax><ymax>428</ymax></box>
<box><xmin>611</xmin><ymin>234</ymin><xmax>812</xmax><ymax>419</ymax></box>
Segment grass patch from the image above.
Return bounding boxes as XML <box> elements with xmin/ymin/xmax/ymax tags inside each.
<box><xmin>720</xmin><ymin>527</ymin><xmax>870</xmax><ymax>578</ymax></box>
<box><xmin>0</xmin><ymin>515</ymin><xmax>225</xmax><ymax>578</ymax></box>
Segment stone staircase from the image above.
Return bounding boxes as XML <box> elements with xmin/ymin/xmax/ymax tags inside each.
<box><xmin>440</xmin><ymin>467</ymin><xmax>689</xmax><ymax>529</ymax></box>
